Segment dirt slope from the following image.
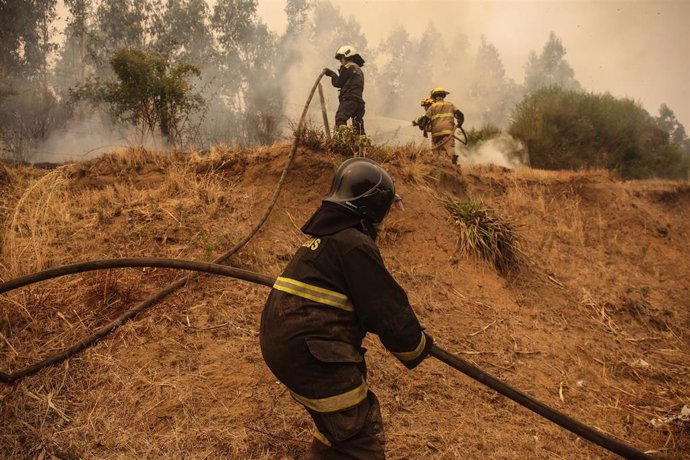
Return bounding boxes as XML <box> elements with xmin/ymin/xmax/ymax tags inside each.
<box><xmin>1</xmin><ymin>145</ymin><xmax>688</xmax><ymax>459</ymax></box>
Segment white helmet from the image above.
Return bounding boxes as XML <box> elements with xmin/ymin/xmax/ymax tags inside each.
<box><xmin>335</xmin><ymin>45</ymin><xmax>357</xmax><ymax>59</ymax></box>
<box><xmin>334</xmin><ymin>45</ymin><xmax>365</xmax><ymax>66</ymax></box>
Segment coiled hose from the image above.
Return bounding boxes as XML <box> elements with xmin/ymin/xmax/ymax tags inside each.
<box><xmin>0</xmin><ymin>258</ymin><xmax>651</xmax><ymax>459</ymax></box>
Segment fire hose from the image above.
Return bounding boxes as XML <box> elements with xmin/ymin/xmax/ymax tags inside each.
<box><xmin>0</xmin><ymin>69</ymin><xmax>328</xmax><ymax>389</ymax></box>
<box><xmin>0</xmin><ymin>258</ymin><xmax>652</xmax><ymax>459</ymax></box>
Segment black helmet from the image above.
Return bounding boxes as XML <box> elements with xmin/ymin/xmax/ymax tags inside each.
<box><xmin>325</xmin><ymin>158</ymin><xmax>399</xmax><ymax>224</ymax></box>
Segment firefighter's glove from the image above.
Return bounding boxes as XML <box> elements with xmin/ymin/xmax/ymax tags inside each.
<box><xmin>412</xmin><ymin>119</ymin><xmax>418</xmax><ymax>127</ymax></box>
<box><xmin>454</xmin><ymin>109</ymin><xmax>465</xmax><ymax>127</ymax></box>
<box><xmin>402</xmin><ymin>332</ymin><xmax>434</xmax><ymax>370</ymax></box>
<box><xmin>423</xmin><ymin>131</ymin><xmax>429</xmax><ymax>138</ymax></box>
<box><xmin>323</xmin><ymin>68</ymin><xmax>337</xmax><ymax>77</ymax></box>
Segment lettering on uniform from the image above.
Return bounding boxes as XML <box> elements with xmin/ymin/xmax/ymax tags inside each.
<box><xmin>302</xmin><ymin>238</ymin><xmax>321</xmax><ymax>251</ymax></box>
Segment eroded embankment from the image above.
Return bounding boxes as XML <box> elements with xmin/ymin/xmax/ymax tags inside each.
<box><xmin>0</xmin><ymin>145</ymin><xmax>688</xmax><ymax>459</ymax></box>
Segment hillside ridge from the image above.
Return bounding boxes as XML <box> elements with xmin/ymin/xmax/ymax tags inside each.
<box><xmin>1</xmin><ymin>144</ymin><xmax>688</xmax><ymax>459</ymax></box>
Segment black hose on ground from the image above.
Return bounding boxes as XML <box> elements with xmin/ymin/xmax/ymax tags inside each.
<box><xmin>430</xmin><ymin>345</ymin><xmax>652</xmax><ymax>460</ymax></box>
<box><xmin>0</xmin><ymin>70</ymin><xmax>328</xmax><ymax>385</ymax></box>
<box><xmin>0</xmin><ymin>258</ymin><xmax>652</xmax><ymax>459</ymax></box>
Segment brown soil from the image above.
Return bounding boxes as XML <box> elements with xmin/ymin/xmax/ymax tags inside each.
<box><xmin>1</xmin><ymin>145</ymin><xmax>688</xmax><ymax>459</ymax></box>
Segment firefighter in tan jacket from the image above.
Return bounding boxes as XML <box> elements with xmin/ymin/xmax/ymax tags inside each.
<box><xmin>419</xmin><ymin>87</ymin><xmax>464</xmax><ymax>165</ymax></box>
<box><xmin>412</xmin><ymin>97</ymin><xmax>433</xmax><ymax>138</ymax></box>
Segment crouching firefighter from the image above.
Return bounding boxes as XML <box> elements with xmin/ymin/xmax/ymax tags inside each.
<box><xmin>323</xmin><ymin>46</ymin><xmax>366</xmax><ymax>136</ymax></box>
<box><xmin>419</xmin><ymin>87</ymin><xmax>465</xmax><ymax>165</ymax></box>
<box><xmin>260</xmin><ymin>158</ymin><xmax>433</xmax><ymax>459</ymax></box>
<box><xmin>412</xmin><ymin>97</ymin><xmax>434</xmax><ymax>138</ymax></box>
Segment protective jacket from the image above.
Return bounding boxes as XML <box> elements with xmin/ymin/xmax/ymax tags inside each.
<box><xmin>329</xmin><ymin>62</ymin><xmax>365</xmax><ymax>104</ymax></box>
<box><xmin>424</xmin><ymin>100</ymin><xmax>462</xmax><ymax>139</ymax></box>
<box><xmin>260</xmin><ymin>203</ymin><xmax>429</xmax><ymax>414</ymax></box>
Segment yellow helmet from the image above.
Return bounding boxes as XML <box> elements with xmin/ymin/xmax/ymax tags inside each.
<box><xmin>430</xmin><ymin>87</ymin><xmax>450</xmax><ymax>98</ymax></box>
<box><xmin>421</xmin><ymin>97</ymin><xmax>433</xmax><ymax>107</ymax></box>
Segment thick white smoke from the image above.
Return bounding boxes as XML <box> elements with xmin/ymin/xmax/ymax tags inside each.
<box><xmin>31</xmin><ymin>114</ymin><xmax>163</xmax><ymax>163</ymax></box>
<box><xmin>458</xmin><ymin>133</ymin><xmax>526</xmax><ymax>169</ymax></box>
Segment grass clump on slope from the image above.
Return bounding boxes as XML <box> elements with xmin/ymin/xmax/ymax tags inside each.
<box><xmin>443</xmin><ymin>197</ymin><xmax>521</xmax><ymax>275</ymax></box>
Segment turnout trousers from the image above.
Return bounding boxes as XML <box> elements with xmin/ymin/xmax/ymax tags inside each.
<box><xmin>335</xmin><ymin>99</ymin><xmax>366</xmax><ymax>135</ymax></box>
<box><xmin>307</xmin><ymin>390</ymin><xmax>385</xmax><ymax>459</ymax></box>
<box><xmin>432</xmin><ymin>135</ymin><xmax>455</xmax><ymax>160</ymax></box>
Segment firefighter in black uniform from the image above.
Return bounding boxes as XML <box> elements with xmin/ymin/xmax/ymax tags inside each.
<box><xmin>260</xmin><ymin>158</ymin><xmax>433</xmax><ymax>459</ymax></box>
<box><xmin>323</xmin><ymin>45</ymin><xmax>366</xmax><ymax>135</ymax></box>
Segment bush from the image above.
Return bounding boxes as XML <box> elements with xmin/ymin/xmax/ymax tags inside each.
<box><xmin>291</xmin><ymin>120</ymin><xmax>328</xmax><ymax>151</ymax></box>
<box><xmin>466</xmin><ymin>123</ymin><xmax>501</xmax><ymax>146</ymax></box>
<box><xmin>0</xmin><ymin>84</ymin><xmax>72</xmax><ymax>161</ymax></box>
<box><xmin>509</xmin><ymin>86</ymin><xmax>689</xmax><ymax>179</ymax></box>
<box><xmin>443</xmin><ymin>197</ymin><xmax>520</xmax><ymax>275</ymax></box>
<box><xmin>72</xmin><ymin>48</ymin><xmax>204</xmax><ymax>146</ymax></box>
<box><xmin>328</xmin><ymin>126</ymin><xmax>370</xmax><ymax>157</ymax></box>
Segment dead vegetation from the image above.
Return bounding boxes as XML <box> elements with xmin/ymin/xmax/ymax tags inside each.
<box><xmin>0</xmin><ymin>162</ymin><xmax>10</xmax><ymax>184</ymax></box>
<box><xmin>0</xmin><ymin>145</ymin><xmax>689</xmax><ymax>459</ymax></box>
<box><xmin>442</xmin><ymin>197</ymin><xmax>521</xmax><ymax>274</ymax></box>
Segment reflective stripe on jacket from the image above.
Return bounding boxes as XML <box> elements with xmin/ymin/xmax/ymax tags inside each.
<box><xmin>425</xmin><ymin>100</ymin><xmax>457</xmax><ymax>138</ymax></box>
<box><xmin>260</xmin><ymin>227</ymin><xmax>426</xmax><ymax>412</ymax></box>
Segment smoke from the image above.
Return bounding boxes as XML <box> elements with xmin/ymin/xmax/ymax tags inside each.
<box><xmin>37</xmin><ymin>0</ymin><xmax>687</xmax><ymax>163</ymax></box>
<box><xmin>458</xmin><ymin>133</ymin><xmax>526</xmax><ymax>169</ymax></box>
<box><xmin>30</xmin><ymin>114</ymin><xmax>161</xmax><ymax>163</ymax></box>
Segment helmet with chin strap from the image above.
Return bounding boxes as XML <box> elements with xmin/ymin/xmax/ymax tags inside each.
<box><xmin>324</xmin><ymin>158</ymin><xmax>400</xmax><ymax>225</ymax></box>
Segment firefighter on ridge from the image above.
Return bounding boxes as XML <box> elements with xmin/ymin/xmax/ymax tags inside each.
<box><xmin>260</xmin><ymin>158</ymin><xmax>433</xmax><ymax>459</ymax></box>
<box><xmin>323</xmin><ymin>46</ymin><xmax>366</xmax><ymax>136</ymax></box>
<box><xmin>419</xmin><ymin>87</ymin><xmax>464</xmax><ymax>165</ymax></box>
<box><xmin>412</xmin><ymin>97</ymin><xmax>434</xmax><ymax>138</ymax></box>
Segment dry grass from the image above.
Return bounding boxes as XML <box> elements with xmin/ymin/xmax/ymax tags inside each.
<box><xmin>3</xmin><ymin>168</ymin><xmax>71</xmax><ymax>276</ymax></box>
<box><xmin>1</xmin><ymin>148</ymin><xmax>689</xmax><ymax>459</ymax></box>
<box><xmin>442</xmin><ymin>197</ymin><xmax>521</xmax><ymax>275</ymax></box>
<box><xmin>0</xmin><ymin>162</ymin><xmax>11</xmax><ymax>184</ymax></box>
<box><xmin>290</xmin><ymin>120</ymin><xmax>328</xmax><ymax>151</ymax></box>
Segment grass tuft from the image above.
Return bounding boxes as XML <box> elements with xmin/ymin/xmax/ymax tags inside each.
<box><xmin>291</xmin><ymin>120</ymin><xmax>328</xmax><ymax>151</ymax></box>
<box><xmin>443</xmin><ymin>197</ymin><xmax>520</xmax><ymax>274</ymax></box>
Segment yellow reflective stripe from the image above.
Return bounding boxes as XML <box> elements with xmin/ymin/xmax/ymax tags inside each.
<box><xmin>314</xmin><ymin>430</ymin><xmax>332</xmax><ymax>447</ymax></box>
<box><xmin>273</xmin><ymin>277</ymin><xmax>354</xmax><ymax>312</ymax></box>
<box><xmin>432</xmin><ymin>130</ymin><xmax>453</xmax><ymax>138</ymax></box>
<box><xmin>431</xmin><ymin>113</ymin><xmax>454</xmax><ymax>120</ymax></box>
<box><xmin>291</xmin><ymin>380</ymin><xmax>368</xmax><ymax>412</ymax></box>
<box><xmin>392</xmin><ymin>333</ymin><xmax>426</xmax><ymax>361</ymax></box>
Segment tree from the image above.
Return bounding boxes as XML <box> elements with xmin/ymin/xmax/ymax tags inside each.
<box><xmin>91</xmin><ymin>0</ymin><xmax>150</xmax><ymax>75</ymax></box>
<box><xmin>509</xmin><ymin>87</ymin><xmax>689</xmax><ymax>179</ymax></box>
<box><xmin>466</xmin><ymin>36</ymin><xmax>520</xmax><ymax>126</ymax></box>
<box><xmin>150</xmin><ymin>0</ymin><xmax>213</xmax><ymax>65</ymax></box>
<box><xmin>73</xmin><ymin>48</ymin><xmax>204</xmax><ymax>145</ymax></box>
<box><xmin>524</xmin><ymin>32</ymin><xmax>581</xmax><ymax>94</ymax></box>
<box><xmin>655</xmin><ymin>104</ymin><xmax>687</xmax><ymax>146</ymax></box>
<box><xmin>54</xmin><ymin>0</ymin><xmax>92</xmax><ymax>91</ymax></box>
<box><xmin>0</xmin><ymin>0</ymin><xmax>57</xmax><ymax>82</ymax></box>
<box><xmin>285</xmin><ymin>0</ymin><xmax>311</xmax><ymax>35</ymax></box>
<box><xmin>0</xmin><ymin>0</ymin><xmax>66</xmax><ymax>161</ymax></box>
<box><xmin>375</xmin><ymin>26</ymin><xmax>413</xmax><ymax>117</ymax></box>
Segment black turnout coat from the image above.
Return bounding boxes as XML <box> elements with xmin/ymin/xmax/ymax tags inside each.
<box><xmin>260</xmin><ymin>203</ymin><xmax>430</xmax><ymax>413</ymax></box>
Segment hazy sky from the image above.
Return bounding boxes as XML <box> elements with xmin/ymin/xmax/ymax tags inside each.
<box><xmin>256</xmin><ymin>0</ymin><xmax>690</xmax><ymax>127</ymax></box>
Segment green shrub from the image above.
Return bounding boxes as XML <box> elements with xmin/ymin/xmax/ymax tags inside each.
<box><xmin>509</xmin><ymin>86</ymin><xmax>689</xmax><ymax>179</ymax></box>
<box><xmin>329</xmin><ymin>126</ymin><xmax>370</xmax><ymax>157</ymax></box>
<box><xmin>466</xmin><ymin>123</ymin><xmax>501</xmax><ymax>146</ymax></box>
<box><xmin>72</xmin><ymin>48</ymin><xmax>204</xmax><ymax>145</ymax></box>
